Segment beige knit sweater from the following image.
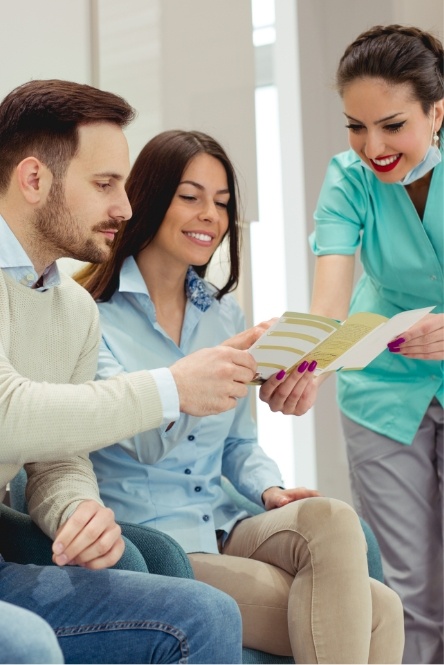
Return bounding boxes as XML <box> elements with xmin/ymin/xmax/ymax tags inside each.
<box><xmin>0</xmin><ymin>270</ymin><xmax>163</xmax><ymax>537</ymax></box>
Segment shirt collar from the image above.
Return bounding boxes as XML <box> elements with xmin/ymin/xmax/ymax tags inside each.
<box><xmin>0</xmin><ymin>214</ymin><xmax>61</xmax><ymax>290</ymax></box>
<box><xmin>119</xmin><ymin>256</ymin><xmax>214</xmax><ymax>312</ymax></box>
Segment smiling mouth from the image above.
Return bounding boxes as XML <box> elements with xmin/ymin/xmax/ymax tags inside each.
<box><xmin>370</xmin><ymin>154</ymin><xmax>402</xmax><ymax>172</ymax></box>
<box><xmin>184</xmin><ymin>231</ymin><xmax>214</xmax><ymax>243</ymax></box>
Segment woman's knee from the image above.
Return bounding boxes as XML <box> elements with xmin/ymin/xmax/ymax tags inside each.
<box><xmin>285</xmin><ymin>496</ymin><xmax>363</xmax><ymax>542</ymax></box>
<box><xmin>371</xmin><ymin>579</ymin><xmax>404</xmax><ymax>632</ymax></box>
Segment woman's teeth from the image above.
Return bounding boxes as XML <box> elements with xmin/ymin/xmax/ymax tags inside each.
<box><xmin>185</xmin><ymin>232</ymin><xmax>212</xmax><ymax>241</ymax></box>
<box><xmin>372</xmin><ymin>154</ymin><xmax>400</xmax><ymax>166</ymax></box>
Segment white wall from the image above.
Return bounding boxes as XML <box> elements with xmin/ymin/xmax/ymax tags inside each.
<box><xmin>0</xmin><ymin>0</ymin><xmax>91</xmax><ymax>100</ymax></box>
<box><xmin>95</xmin><ymin>0</ymin><xmax>258</xmax><ymax>324</ymax></box>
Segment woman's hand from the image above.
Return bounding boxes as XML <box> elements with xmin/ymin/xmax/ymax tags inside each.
<box><xmin>262</xmin><ymin>486</ymin><xmax>321</xmax><ymax>510</ymax></box>
<box><xmin>259</xmin><ymin>365</ymin><xmax>321</xmax><ymax>416</ymax></box>
<box><xmin>388</xmin><ymin>313</ymin><xmax>444</xmax><ymax>360</ymax></box>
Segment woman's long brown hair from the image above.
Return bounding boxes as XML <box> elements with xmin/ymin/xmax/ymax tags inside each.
<box><xmin>75</xmin><ymin>129</ymin><xmax>242</xmax><ymax>301</ymax></box>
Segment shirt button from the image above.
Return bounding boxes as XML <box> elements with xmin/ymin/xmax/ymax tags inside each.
<box><xmin>188</xmin><ymin>435</ymin><xmax>195</xmax><ymax>441</ymax></box>
<box><xmin>430</xmin><ymin>275</ymin><xmax>437</xmax><ymax>280</ymax></box>
<box><xmin>184</xmin><ymin>468</ymin><xmax>191</xmax><ymax>475</ymax></box>
<box><xmin>202</xmin><ymin>514</ymin><xmax>210</xmax><ymax>522</ymax></box>
<box><xmin>195</xmin><ymin>486</ymin><xmax>202</xmax><ymax>492</ymax></box>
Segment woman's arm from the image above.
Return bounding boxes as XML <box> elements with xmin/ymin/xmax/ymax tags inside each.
<box><xmin>258</xmin><ymin>254</ymin><xmax>356</xmax><ymax>416</ymax></box>
<box><xmin>311</xmin><ymin>254</ymin><xmax>355</xmax><ymax>320</ymax></box>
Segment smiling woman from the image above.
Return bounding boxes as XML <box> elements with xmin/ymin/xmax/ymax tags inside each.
<box><xmin>342</xmin><ymin>78</ymin><xmax>441</xmax><ymax>183</ymax></box>
<box><xmin>304</xmin><ymin>24</ymin><xmax>444</xmax><ymax>665</ymax></box>
<box><xmin>73</xmin><ymin>128</ymin><xmax>405</xmax><ymax>664</ymax></box>
<box><xmin>76</xmin><ymin>130</ymin><xmax>241</xmax><ymax>304</ymax></box>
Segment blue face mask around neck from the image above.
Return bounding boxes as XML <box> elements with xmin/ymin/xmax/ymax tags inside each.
<box><xmin>358</xmin><ymin>146</ymin><xmax>441</xmax><ymax>183</ymax></box>
<box><xmin>397</xmin><ymin>143</ymin><xmax>441</xmax><ymax>185</ymax></box>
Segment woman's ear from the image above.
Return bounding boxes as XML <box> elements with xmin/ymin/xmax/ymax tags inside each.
<box><xmin>15</xmin><ymin>157</ymin><xmax>53</xmax><ymax>205</ymax></box>
<box><xmin>434</xmin><ymin>99</ymin><xmax>444</xmax><ymax>133</ymax></box>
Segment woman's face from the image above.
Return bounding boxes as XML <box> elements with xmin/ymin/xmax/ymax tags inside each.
<box><xmin>342</xmin><ymin>77</ymin><xmax>440</xmax><ymax>184</ymax></box>
<box><xmin>150</xmin><ymin>152</ymin><xmax>230</xmax><ymax>268</ymax></box>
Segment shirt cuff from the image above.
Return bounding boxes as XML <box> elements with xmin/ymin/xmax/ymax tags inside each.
<box><xmin>149</xmin><ymin>367</ymin><xmax>180</xmax><ymax>428</ymax></box>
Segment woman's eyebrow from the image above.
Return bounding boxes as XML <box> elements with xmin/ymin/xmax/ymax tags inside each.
<box><xmin>343</xmin><ymin>112</ymin><xmax>404</xmax><ymax>125</ymax></box>
<box><xmin>180</xmin><ymin>179</ymin><xmax>229</xmax><ymax>195</ymax></box>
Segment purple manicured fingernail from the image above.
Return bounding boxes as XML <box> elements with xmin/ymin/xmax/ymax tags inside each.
<box><xmin>276</xmin><ymin>370</ymin><xmax>286</xmax><ymax>380</ymax></box>
<box><xmin>308</xmin><ymin>360</ymin><xmax>317</xmax><ymax>372</ymax></box>
<box><xmin>298</xmin><ymin>361</ymin><xmax>309</xmax><ymax>373</ymax></box>
<box><xmin>388</xmin><ymin>346</ymin><xmax>401</xmax><ymax>353</ymax></box>
<box><xmin>389</xmin><ymin>337</ymin><xmax>405</xmax><ymax>347</ymax></box>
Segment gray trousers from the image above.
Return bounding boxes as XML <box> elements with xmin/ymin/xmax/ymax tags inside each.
<box><xmin>342</xmin><ymin>398</ymin><xmax>443</xmax><ymax>665</ymax></box>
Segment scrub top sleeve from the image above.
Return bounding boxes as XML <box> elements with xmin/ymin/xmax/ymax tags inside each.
<box><xmin>310</xmin><ymin>154</ymin><xmax>368</xmax><ymax>256</ymax></box>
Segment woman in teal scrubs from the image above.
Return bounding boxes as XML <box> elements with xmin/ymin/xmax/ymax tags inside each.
<box><xmin>262</xmin><ymin>25</ymin><xmax>443</xmax><ymax>664</ymax></box>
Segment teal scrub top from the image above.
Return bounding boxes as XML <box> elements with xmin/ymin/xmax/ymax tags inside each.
<box><xmin>310</xmin><ymin>146</ymin><xmax>444</xmax><ymax>444</ymax></box>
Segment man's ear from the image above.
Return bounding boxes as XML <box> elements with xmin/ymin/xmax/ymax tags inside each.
<box><xmin>15</xmin><ymin>157</ymin><xmax>53</xmax><ymax>204</ymax></box>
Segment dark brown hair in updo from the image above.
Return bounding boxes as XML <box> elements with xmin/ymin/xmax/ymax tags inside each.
<box><xmin>336</xmin><ymin>25</ymin><xmax>444</xmax><ymax>114</ymax></box>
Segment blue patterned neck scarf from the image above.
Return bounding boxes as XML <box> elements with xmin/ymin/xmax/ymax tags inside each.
<box><xmin>185</xmin><ymin>267</ymin><xmax>213</xmax><ymax>312</ymax></box>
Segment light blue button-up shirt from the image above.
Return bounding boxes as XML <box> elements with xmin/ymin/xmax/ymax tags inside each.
<box><xmin>310</xmin><ymin>146</ymin><xmax>444</xmax><ymax>444</ymax></box>
<box><xmin>91</xmin><ymin>256</ymin><xmax>283</xmax><ymax>553</ymax></box>
<box><xmin>0</xmin><ymin>215</ymin><xmax>60</xmax><ymax>290</ymax></box>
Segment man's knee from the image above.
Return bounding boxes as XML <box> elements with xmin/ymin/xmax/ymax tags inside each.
<box><xmin>197</xmin><ymin>579</ymin><xmax>242</xmax><ymax>629</ymax></box>
<box><xmin>7</xmin><ymin>612</ymin><xmax>63</xmax><ymax>664</ymax></box>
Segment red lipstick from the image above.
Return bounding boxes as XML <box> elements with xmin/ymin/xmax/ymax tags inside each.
<box><xmin>370</xmin><ymin>154</ymin><xmax>402</xmax><ymax>172</ymax></box>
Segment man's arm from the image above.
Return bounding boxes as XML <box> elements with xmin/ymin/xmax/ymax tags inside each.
<box><xmin>25</xmin><ymin>454</ymin><xmax>102</xmax><ymax>537</ymax></box>
<box><xmin>0</xmin><ymin>345</ymin><xmax>256</xmax><ymax>465</ymax></box>
<box><xmin>5</xmin><ymin>303</ymin><xmax>255</xmax><ymax>567</ymax></box>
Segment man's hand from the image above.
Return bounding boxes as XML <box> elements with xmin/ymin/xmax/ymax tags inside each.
<box><xmin>262</xmin><ymin>486</ymin><xmax>321</xmax><ymax>510</ymax></box>
<box><xmin>388</xmin><ymin>313</ymin><xmax>444</xmax><ymax>360</ymax></box>
<box><xmin>52</xmin><ymin>500</ymin><xmax>124</xmax><ymax>570</ymax></box>
<box><xmin>170</xmin><ymin>346</ymin><xmax>257</xmax><ymax>416</ymax></box>
<box><xmin>221</xmin><ymin>319</ymin><xmax>278</xmax><ymax>350</ymax></box>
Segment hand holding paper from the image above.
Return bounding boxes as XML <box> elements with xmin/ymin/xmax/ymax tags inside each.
<box><xmin>249</xmin><ymin>307</ymin><xmax>435</xmax><ymax>382</ymax></box>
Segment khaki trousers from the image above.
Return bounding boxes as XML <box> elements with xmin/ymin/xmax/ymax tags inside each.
<box><xmin>189</xmin><ymin>497</ymin><xmax>404</xmax><ymax>664</ymax></box>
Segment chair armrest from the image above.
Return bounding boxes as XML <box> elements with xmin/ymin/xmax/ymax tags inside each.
<box><xmin>359</xmin><ymin>518</ymin><xmax>384</xmax><ymax>583</ymax></box>
<box><xmin>0</xmin><ymin>503</ymin><xmax>54</xmax><ymax>565</ymax></box>
<box><xmin>0</xmin><ymin>502</ymin><xmax>148</xmax><ymax>572</ymax></box>
<box><xmin>9</xmin><ymin>467</ymin><xmax>28</xmax><ymax>514</ymax></box>
<box><xmin>119</xmin><ymin>521</ymin><xmax>194</xmax><ymax>578</ymax></box>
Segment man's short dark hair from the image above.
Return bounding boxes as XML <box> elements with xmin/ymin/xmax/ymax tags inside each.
<box><xmin>0</xmin><ymin>79</ymin><xmax>136</xmax><ymax>193</ymax></box>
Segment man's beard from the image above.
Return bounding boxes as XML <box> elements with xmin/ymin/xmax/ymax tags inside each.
<box><xmin>33</xmin><ymin>181</ymin><xmax>118</xmax><ymax>264</ymax></box>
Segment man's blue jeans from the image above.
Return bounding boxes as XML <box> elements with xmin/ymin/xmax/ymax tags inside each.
<box><xmin>0</xmin><ymin>559</ymin><xmax>242</xmax><ymax>664</ymax></box>
<box><xmin>0</xmin><ymin>600</ymin><xmax>64</xmax><ymax>664</ymax></box>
